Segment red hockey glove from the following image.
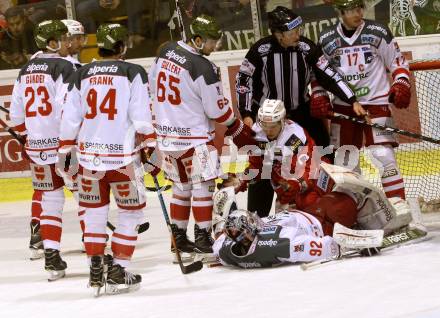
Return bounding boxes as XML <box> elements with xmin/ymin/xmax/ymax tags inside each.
<box><xmin>225</xmin><ymin>118</ymin><xmax>256</xmax><ymax>148</ymax></box>
<box><xmin>271</xmin><ymin>163</ymin><xmax>301</xmax><ymax>205</ymax></box>
<box><xmin>310</xmin><ymin>91</ymin><xmax>331</xmax><ymax>118</ymax></box>
<box><xmin>389</xmin><ymin>78</ymin><xmax>411</xmax><ymax>109</ymax></box>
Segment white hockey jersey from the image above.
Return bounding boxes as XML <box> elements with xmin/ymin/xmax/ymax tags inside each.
<box><xmin>60</xmin><ymin>60</ymin><xmax>155</xmax><ymax>171</ymax></box>
<box><xmin>319</xmin><ymin>19</ymin><xmax>410</xmax><ymax>106</ymax></box>
<box><xmin>213</xmin><ymin>211</ymin><xmax>339</xmax><ymax>268</ymax></box>
<box><xmin>10</xmin><ymin>53</ymin><xmax>75</xmax><ymax>165</ymax></box>
<box><xmin>148</xmin><ymin>41</ymin><xmax>235</xmax><ymax>151</ymax></box>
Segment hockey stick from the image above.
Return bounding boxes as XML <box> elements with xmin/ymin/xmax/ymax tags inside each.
<box><xmin>328</xmin><ymin>111</ymin><xmax>440</xmax><ymax>145</ymax></box>
<box><xmin>0</xmin><ymin>105</ymin><xmax>9</xmax><ymax>114</ymax></box>
<box><xmin>152</xmin><ymin>174</ymin><xmax>203</xmax><ymax>274</ymax></box>
<box><xmin>174</xmin><ymin>0</ymin><xmax>187</xmax><ymax>42</ymax></box>
<box><xmin>300</xmin><ymin>227</ymin><xmax>428</xmax><ymax>271</ymax></box>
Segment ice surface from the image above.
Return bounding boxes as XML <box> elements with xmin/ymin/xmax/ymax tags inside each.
<box><xmin>0</xmin><ymin>192</ymin><xmax>439</xmax><ymax>318</ymax></box>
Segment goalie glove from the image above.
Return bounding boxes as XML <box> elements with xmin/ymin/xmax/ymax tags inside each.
<box><xmin>389</xmin><ymin>78</ymin><xmax>411</xmax><ymax>109</ymax></box>
<box><xmin>310</xmin><ymin>90</ymin><xmax>331</xmax><ymax>119</ymax></box>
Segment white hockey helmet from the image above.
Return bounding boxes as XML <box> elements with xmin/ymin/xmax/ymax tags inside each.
<box><xmin>61</xmin><ymin>19</ymin><xmax>85</xmax><ymax>36</ymax></box>
<box><xmin>257</xmin><ymin>99</ymin><xmax>286</xmax><ymax>124</ymax></box>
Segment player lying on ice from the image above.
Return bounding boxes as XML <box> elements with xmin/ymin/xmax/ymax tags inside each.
<box><xmin>211</xmin><ymin>159</ymin><xmax>421</xmax><ymax>269</ymax></box>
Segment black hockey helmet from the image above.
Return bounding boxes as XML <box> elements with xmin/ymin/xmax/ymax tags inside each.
<box><xmin>268</xmin><ymin>6</ymin><xmax>303</xmax><ymax>33</ymax></box>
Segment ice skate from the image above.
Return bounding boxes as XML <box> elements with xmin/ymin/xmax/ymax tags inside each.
<box><xmin>88</xmin><ymin>255</ymin><xmax>105</xmax><ymax>297</ymax></box>
<box><xmin>106</xmin><ymin>263</ymin><xmax>141</xmax><ymax>294</ymax></box>
<box><xmin>44</xmin><ymin>249</ymin><xmax>67</xmax><ymax>281</ymax></box>
<box><xmin>170</xmin><ymin>224</ymin><xmax>195</xmax><ymax>263</ymax></box>
<box><xmin>193</xmin><ymin>224</ymin><xmax>215</xmax><ymax>263</ymax></box>
<box><xmin>29</xmin><ymin>221</ymin><xmax>43</xmax><ymax>260</ymax></box>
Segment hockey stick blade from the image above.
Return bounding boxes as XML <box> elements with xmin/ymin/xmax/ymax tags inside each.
<box><xmin>137</xmin><ymin>222</ymin><xmax>150</xmax><ymax>234</ymax></box>
<box><xmin>180</xmin><ymin>260</ymin><xmax>203</xmax><ymax>274</ymax></box>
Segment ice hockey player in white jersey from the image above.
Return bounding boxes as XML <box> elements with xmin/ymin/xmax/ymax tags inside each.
<box><xmin>59</xmin><ymin>23</ymin><xmax>155</xmax><ymax>296</ymax></box>
<box><xmin>9</xmin><ymin>20</ymin><xmax>74</xmax><ymax>277</ymax></box>
<box><xmin>148</xmin><ymin>14</ymin><xmax>255</xmax><ymax>261</ymax></box>
<box><xmin>60</xmin><ymin>19</ymin><xmax>86</xmax><ymax>69</ymax></box>
<box><xmin>212</xmin><ymin>160</ymin><xmax>415</xmax><ymax>268</ymax></box>
<box><xmin>316</xmin><ymin>0</ymin><xmax>411</xmax><ymax>200</ymax></box>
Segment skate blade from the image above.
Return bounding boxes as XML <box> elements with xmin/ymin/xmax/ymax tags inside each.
<box><xmin>172</xmin><ymin>252</ymin><xmax>194</xmax><ymax>264</ymax></box>
<box><xmin>193</xmin><ymin>253</ymin><xmax>217</xmax><ymax>264</ymax></box>
<box><xmin>47</xmin><ymin>270</ymin><xmax>65</xmax><ymax>281</ymax></box>
<box><xmin>29</xmin><ymin>248</ymin><xmax>44</xmax><ymax>260</ymax></box>
<box><xmin>92</xmin><ymin>286</ymin><xmax>102</xmax><ymax>297</ymax></box>
<box><xmin>105</xmin><ymin>283</ymin><xmax>140</xmax><ymax>295</ymax></box>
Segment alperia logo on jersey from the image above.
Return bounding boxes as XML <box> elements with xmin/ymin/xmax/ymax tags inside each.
<box><xmin>366</xmin><ymin>24</ymin><xmax>388</xmax><ymax>36</ymax></box>
<box><xmin>26</xmin><ymin>63</ymin><xmax>49</xmax><ymax>73</ymax></box>
<box><xmin>87</xmin><ymin>64</ymin><xmax>119</xmax><ymax>75</ymax></box>
<box><xmin>165</xmin><ymin>50</ymin><xmax>187</xmax><ymax>64</ymax></box>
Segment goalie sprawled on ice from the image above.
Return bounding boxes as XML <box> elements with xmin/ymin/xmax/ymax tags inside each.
<box><xmin>212</xmin><ymin>162</ymin><xmax>422</xmax><ymax>269</ymax></box>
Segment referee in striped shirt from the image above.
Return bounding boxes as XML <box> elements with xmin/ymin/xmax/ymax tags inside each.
<box><xmin>236</xmin><ymin>6</ymin><xmax>362</xmax><ymax>217</ymax></box>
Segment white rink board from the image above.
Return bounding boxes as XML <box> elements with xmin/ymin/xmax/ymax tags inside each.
<box><xmin>0</xmin><ymin>194</ymin><xmax>439</xmax><ymax>318</ymax></box>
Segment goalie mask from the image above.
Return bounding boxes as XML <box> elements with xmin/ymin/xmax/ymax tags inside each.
<box><xmin>224</xmin><ymin>209</ymin><xmax>261</xmax><ymax>243</ymax></box>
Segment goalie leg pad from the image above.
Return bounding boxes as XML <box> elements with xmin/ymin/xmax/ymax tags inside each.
<box><xmin>303</xmin><ymin>192</ymin><xmax>358</xmax><ymax>236</ymax></box>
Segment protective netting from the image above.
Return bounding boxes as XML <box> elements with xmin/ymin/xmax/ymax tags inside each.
<box><xmin>360</xmin><ymin>59</ymin><xmax>440</xmax><ymax>206</ymax></box>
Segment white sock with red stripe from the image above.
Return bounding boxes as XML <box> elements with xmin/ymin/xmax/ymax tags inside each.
<box><xmin>369</xmin><ymin>145</ymin><xmax>406</xmax><ymax>199</ymax></box>
<box><xmin>73</xmin><ymin>191</ymin><xmax>85</xmax><ymax>233</ymax></box>
<box><xmin>83</xmin><ymin>205</ymin><xmax>109</xmax><ymax>256</ymax></box>
<box><xmin>112</xmin><ymin>209</ymin><xmax>143</xmax><ymax>267</ymax></box>
<box><xmin>31</xmin><ymin>190</ymin><xmax>43</xmax><ymax>224</ymax></box>
<box><xmin>170</xmin><ymin>184</ymin><xmax>191</xmax><ymax>230</ymax></box>
<box><xmin>40</xmin><ymin>188</ymin><xmax>65</xmax><ymax>250</ymax></box>
<box><xmin>191</xmin><ymin>180</ymin><xmax>214</xmax><ymax>229</ymax></box>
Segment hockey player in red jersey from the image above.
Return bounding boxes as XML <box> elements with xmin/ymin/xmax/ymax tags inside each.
<box><xmin>148</xmin><ymin>14</ymin><xmax>254</xmax><ymax>261</ymax></box>
<box><xmin>9</xmin><ymin>20</ymin><xmax>74</xmax><ymax>277</ymax></box>
<box><xmin>316</xmin><ymin>0</ymin><xmax>411</xmax><ymax>199</ymax></box>
<box><xmin>230</xmin><ymin>99</ymin><xmax>321</xmax><ymax>212</ymax></box>
<box><xmin>59</xmin><ymin>23</ymin><xmax>155</xmax><ymax>295</ymax></box>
